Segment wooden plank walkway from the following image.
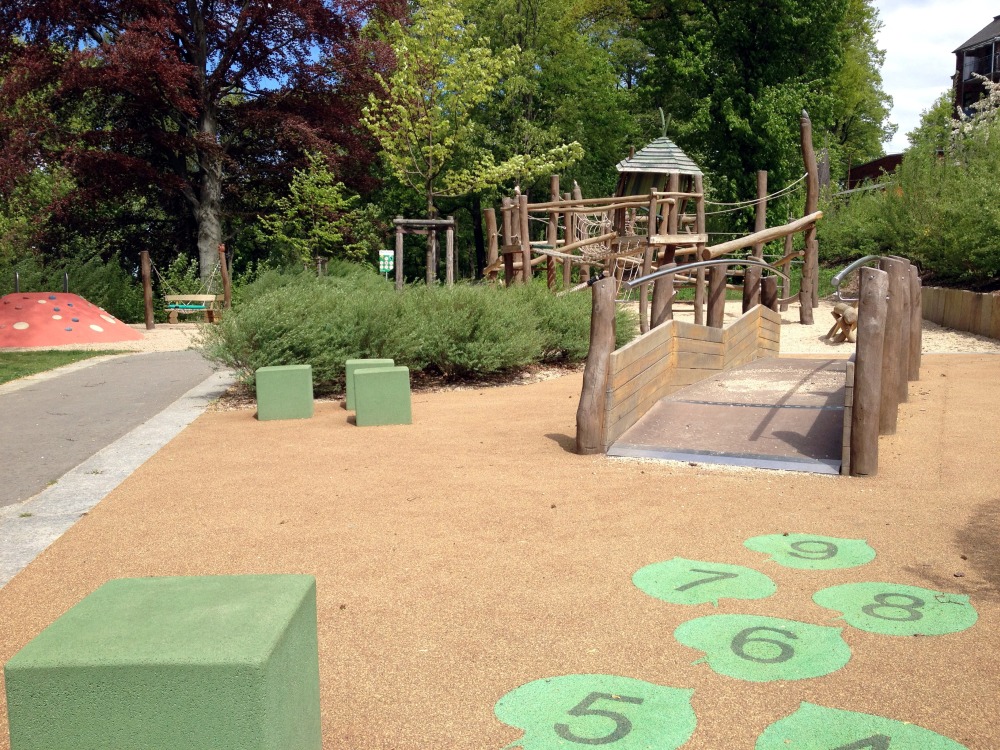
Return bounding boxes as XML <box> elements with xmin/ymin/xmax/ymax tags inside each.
<box><xmin>607</xmin><ymin>358</ymin><xmax>847</xmax><ymax>474</ymax></box>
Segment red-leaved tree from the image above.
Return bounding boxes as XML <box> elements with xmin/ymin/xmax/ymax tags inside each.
<box><xmin>0</xmin><ymin>0</ymin><xmax>402</xmax><ymax>279</ymax></box>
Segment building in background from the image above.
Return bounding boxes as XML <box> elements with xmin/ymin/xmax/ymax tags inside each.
<box><xmin>953</xmin><ymin>15</ymin><xmax>1000</xmax><ymax>114</ymax></box>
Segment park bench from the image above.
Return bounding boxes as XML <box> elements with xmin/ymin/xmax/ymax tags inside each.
<box><xmin>164</xmin><ymin>294</ymin><xmax>223</xmax><ymax>324</ymax></box>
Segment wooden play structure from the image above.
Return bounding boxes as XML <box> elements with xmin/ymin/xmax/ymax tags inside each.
<box><xmin>484</xmin><ymin>111</ymin><xmax>824</xmax><ymax>330</ymax></box>
<box><xmin>392</xmin><ymin>216</ymin><xmax>456</xmax><ymax>291</ymax></box>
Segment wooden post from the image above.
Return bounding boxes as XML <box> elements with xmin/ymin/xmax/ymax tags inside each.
<box><xmin>485</xmin><ymin>208</ymin><xmax>499</xmax><ymax>283</ymax></box>
<box><xmin>799</xmin><ymin>111</ymin><xmax>818</xmax><ymax>324</ymax></box>
<box><xmin>426</xmin><ymin>229</ymin><xmax>436</xmax><ymax>285</ymax></box>
<box><xmin>878</xmin><ymin>256</ymin><xmax>909</xmax><ymax>434</ymax></box>
<box><xmin>651</xmin><ymin>263</ymin><xmax>675</xmax><ymax>328</ymax></box>
<box><xmin>394</xmin><ymin>220</ymin><xmax>405</xmax><ymax>291</ymax></box>
<box><xmin>894</xmin><ymin>257</ymin><xmax>911</xmax><ymax>402</ymax></box>
<box><xmin>761</xmin><ymin>276</ymin><xmax>778</xmax><ymax>311</ymax></box>
<box><xmin>562</xmin><ymin>192</ymin><xmax>573</xmax><ymax>289</ymax></box>
<box><xmin>445</xmin><ymin>217</ymin><xmax>455</xmax><ymax>286</ymax></box>
<box><xmin>518</xmin><ymin>193</ymin><xmax>532</xmax><ymax>283</ymax></box>
<box><xmin>779</xmin><ymin>231</ymin><xmax>793</xmax><ymax>312</ymax></box>
<box><xmin>909</xmin><ymin>265</ymin><xmax>922</xmax><ymax>380</ymax></box>
<box><xmin>693</xmin><ymin>174</ymin><xmax>706</xmax><ymax>325</ymax></box>
<box><xmin>218</xmin><ymin>244</ymin><xmax>231</xmax><ymax>310</ymax></box>
<box><xmin>851</xmin><ymin>267</ymin><xmax>889</xmax><ymax>476</ymax></box>
<box><xmin>576</xmin><ymin>277</ymin><xmax>616</xmax><ymax>454</ymax></box>
<box><xmin>501</xmin><ymin>199</ymin><xmax>515</xmax><ymax>285</ymax></box>
<box><xmin>707</xmin><ymin>264</ymin><xmax>726</xmax><ymax>328</ymax></box>
<box><xmin>743</xmin><ymin>170</ymin><xmax>767</xmax><ymax>312</ymax></box>
<box><xmin>140</xmin><ymin>250</ymin><xmax>154</xmax><ymax>330</ymax></box>
<box><xmin>547</xmin><ymin>176</ymin><xmax>559</xmax><ymax>291</ymax></box>
<box><xmin>639</xmin><ymin>193</ymin><xmax>657</xmax><ymax>333</ymax></box>
<box><xmin>573</xmin><ymin>182</ymin><xmax>589</xmax><ymax>283</ymax></box>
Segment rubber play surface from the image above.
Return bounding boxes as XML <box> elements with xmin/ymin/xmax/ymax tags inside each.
<box><xmin>0</xmin><ymin>293</ymin><xmax>142</xmax><ymax>348</ymax></box>
<box><xmin>0</xmin><ymin>354</ymin><xmax>997</xmax><ymax>749</ymax></box>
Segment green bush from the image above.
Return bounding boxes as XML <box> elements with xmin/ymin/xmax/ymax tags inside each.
<box><xmin>200</xmin><ymin>271</ymin><xmax>639</xmax><ymax>388</ymax></box>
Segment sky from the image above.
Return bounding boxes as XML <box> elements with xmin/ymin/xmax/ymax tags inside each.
<box><xmin>873</xmin><ymin>0</ymin><xmax>998</xmax><ymax>153</ymax></box>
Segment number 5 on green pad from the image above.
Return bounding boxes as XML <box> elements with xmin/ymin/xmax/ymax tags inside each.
<box><xmin>494</xmin><ymin>674</ymin><xmax>696</xmax><ymax>749</ymax></box>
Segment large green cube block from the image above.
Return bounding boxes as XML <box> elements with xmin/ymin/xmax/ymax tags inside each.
<box><xmin>354</xmin><ymin>366</ymin><xmax>412</xmax><ymax>426</ymax></box>
<box><xmin>345</xmin><ymin>358</ymin><xmax>394</xmax><ymax>411</ymax></box>
<box><xmin>3</xmin><ymin>575</ymin><xmax>321</xmax><ymax>750</ymax></box>
<box><xmin>255</xmin><ymin>365</ymin><xmax>313</xmax><ymax>421</ymax></box>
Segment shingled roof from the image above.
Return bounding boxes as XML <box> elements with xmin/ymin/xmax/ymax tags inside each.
<box><xmin>954</xmin><ymin>15</ymin><xmax>1000</xmax><ymax>53</ymax></box>
<box><xmin>615</xmin><ymin>137</ymin><xmax>702</xmax><ymax>176</ymax></box>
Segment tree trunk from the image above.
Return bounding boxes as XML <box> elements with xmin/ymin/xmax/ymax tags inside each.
<box><xmin>195</xmin><ymin>107</ymin><xmax>224</xmax><ymax>284</ymax></box>
<box><xmin>470</xmin><ymin>194</ymin><xmax>485</xmax><ymax>279</ymax></box>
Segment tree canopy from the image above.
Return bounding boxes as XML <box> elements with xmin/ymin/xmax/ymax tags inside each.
<box><xmin>0</xmin><ymin>0</ymin><xmax>403</xmax><ymax>279</ymax></box>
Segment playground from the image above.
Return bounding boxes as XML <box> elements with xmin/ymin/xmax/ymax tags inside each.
<box><xmin>0</xmin><ymin>326</ymin><xmax>998</xmax><ymax>747</ymax></box>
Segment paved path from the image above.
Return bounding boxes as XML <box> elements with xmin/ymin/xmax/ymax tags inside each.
<box><xmin>0</xmin><ymin>351</ymin><xmax>216</xmax><ymax>508</ymax></box>
<box><xmin>0</xmin><ymin>351</ymin><xmax>234</xmax><ymax>586</ymax></box>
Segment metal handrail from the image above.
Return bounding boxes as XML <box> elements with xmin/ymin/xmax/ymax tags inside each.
<box><xmin>621</xmin><ymin>257</ymin><xmax>789</xmax><ymax>291</ymax></box>
<box><xmin>830</xmin><ymin>254</ymin><xmax>880</xmax><ymax>302</ymax></box>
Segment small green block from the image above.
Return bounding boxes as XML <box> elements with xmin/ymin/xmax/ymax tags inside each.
<box><xmin>255</xmin><ymin>365</ymin><xmax>313</xmax><ymax>421</ymax></box>
<box><xmin>354</xmin><ymin>366</ymin><xmax>412</xmax><ymax>426</ymax></box>
<box><xmin>345</xmin><ymin>359</ymin><xmax>394</xmax><ymax>411</ymax></box>
<box><xmin>3</xmin><ymin>575</ymin><xmax>321</xmax><ymax>750</ymax></box>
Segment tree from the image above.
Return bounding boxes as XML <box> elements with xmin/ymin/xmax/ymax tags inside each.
<box><xmin>632</xmin><ymin>0</ymin><xmax>892</xmax><ymax>218</ymax></box>
<box><xmin>362</xmin><ymin>0</ymin><xmax>583</xmax><ymax>220</ymax></box>
<box><xmin>260</xmin><ymin>151</ymin><xmax>380</xmax><ymax>265</ymax></box>
<box><xmin>0</xmin><ymin>0</ymin><xmax>402</xmax><ymax>280</ymax></box>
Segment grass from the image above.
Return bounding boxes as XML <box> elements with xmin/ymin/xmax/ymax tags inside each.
<box><xmin>0</xmin><ymin>351</ymin><xmax>125</xmax><ymax>386</ymax></box>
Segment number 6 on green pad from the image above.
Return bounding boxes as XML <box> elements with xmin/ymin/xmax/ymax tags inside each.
<box><xmin>674</xmin><ymin>614</ymin><xmax>851</xmax><ymax>681</ymax></box>
<box><xmin>494</xmin><ymin>674</ymin><xmax>696</xmax><ymax>749</ymax></box>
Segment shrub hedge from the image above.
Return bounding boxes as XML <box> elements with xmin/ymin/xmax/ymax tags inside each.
<box><xmin>200</xmin><ymin>270</ymin><xmax>638</xmax><ymax>388</ymax></box>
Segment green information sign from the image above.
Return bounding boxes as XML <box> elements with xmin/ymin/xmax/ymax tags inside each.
<box><xmin>813</xmin><ymin>582</ymin><xmax>978</xmax><ymax>636</ymax></box>
<box><xmin>632</xmin><ymin>557</ymin><xmax>776</xmax><ymax>606</ymax></box>
<box><xmin>494</xmin><ymin>674</ymin><xmax>696</xmax><ymax>750</ymax></box>
<box><xmin>756</xmin><ymin>702</ymin><xmax>968</xmax><ymax>749</ymax></box>
<box><xmin>674</xmin><ymin>614</ymin><xmax>851</xmax><ymax>682</ymax></box>
<box><xmin>744</xmin><ymin>534</ymin><xmax>876</xmax><ymax>570</ymax></box>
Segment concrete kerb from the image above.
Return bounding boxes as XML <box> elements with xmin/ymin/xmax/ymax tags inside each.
<box><xmin>0</xmin><ymin>367</ymin><xmax>236</xmax><ymax>588</ymax></box>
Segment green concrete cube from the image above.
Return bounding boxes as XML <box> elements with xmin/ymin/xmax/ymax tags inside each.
<box><xmin>3</xmin><ymin>575</ymin><xmax>321</xmax><ymax>750</ymax></box>
<box><xmin>255</xmin><ymin>365</ymin><xmax>313</xmax><ymax>421</ymax></box>
<box><xmin>345</xmin><ymin>358</ymin><xmax>394</xmax><ymax>411</ymax></box>
<box><xmin>354</xmin><ymin>366</ymin><xmax>412</xmax><ymax>426</ymax></box>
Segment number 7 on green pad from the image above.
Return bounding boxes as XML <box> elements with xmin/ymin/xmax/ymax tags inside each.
<box><xmin>632</xmin><ymin>557</ymin><xmax>776</xmax><ymax>606</ymax></box>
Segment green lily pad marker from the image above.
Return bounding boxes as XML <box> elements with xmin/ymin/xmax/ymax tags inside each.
<box><xmin>756</xmin><ymin>702</ymin><xmax>969</xmax><ymax>749</ymax></box>
<box><xmin>674</xmin><ymin>614</ymin><xmax>851</xmax><ymax>682</ymax></box>
<box><xmin>494</xmin><ymin>674</ymin><xmax>696</xmax><ymax>749</ymax></box>
<box><xmin>744</xmin><ymin>534</ymin><xmax>876</xmax><ymax>570</ymax></box>
<box><xmin>633</xmin><ymin>557</ymin><xmax>776</xmax><ymax>606</ymax></box>
<box><xmin>813</xmin><ymin>582</ymin><xmax>978</xmax><ymax>636</ymax></box>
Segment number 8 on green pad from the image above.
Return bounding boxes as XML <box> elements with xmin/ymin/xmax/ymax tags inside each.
<box><xmin>813</xmin><ymin>583</ymin><xmax>977</xmax><ymax>636</ymax></box>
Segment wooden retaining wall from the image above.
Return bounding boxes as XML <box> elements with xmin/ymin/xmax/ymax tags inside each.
<box><xmin>922</xmin><ymin>287</ymin><xmax>1000</xmax><ymax>339</ymax></box>
<box><xmin>600</xmin><ymin>305</ymin><xmax>781</xmax><ymax>451</ymax></box>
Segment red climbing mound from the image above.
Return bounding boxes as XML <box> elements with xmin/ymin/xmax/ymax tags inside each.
<box><xmin>0</xmin><ymin>293</ymin><xmax>143</xmax><ymax>348</ymax></box>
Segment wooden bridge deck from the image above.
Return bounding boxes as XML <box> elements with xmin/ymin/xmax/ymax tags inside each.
<box><xmin>607</xmin><ymin>358</ymin><xmax>848</xmax><ymax>474</ymax></box>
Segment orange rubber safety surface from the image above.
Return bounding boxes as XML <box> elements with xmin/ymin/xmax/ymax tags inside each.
<box><xmin>0</xmin><ymin>354</ymin><xmax>997</xmax><ymax>750</ymax></box>
<box><xmin>0</xmin><ymin>293</ymin><xmax>142</xmax><ymax>348</ymax></box>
